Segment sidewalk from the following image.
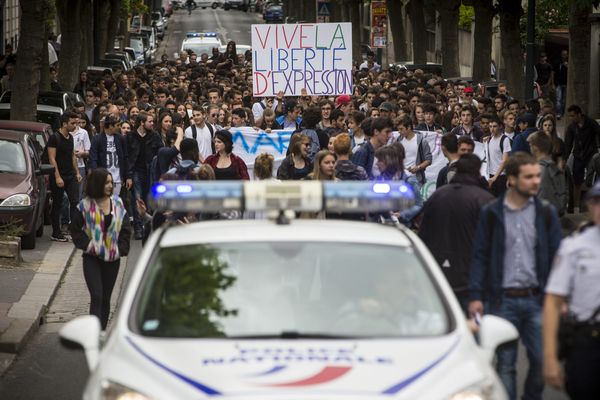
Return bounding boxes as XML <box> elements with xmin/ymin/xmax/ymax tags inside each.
<box><xmin>0</xmin><ymin>233</ymin><xmax>75</xmax><ymax>375</ymax></box>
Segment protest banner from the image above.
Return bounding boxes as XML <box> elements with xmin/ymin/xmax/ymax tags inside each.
<box><xmin>229</xmin><ymin>127</ymin><xmax>295</xmax><ymax>177</ymax></box>
<box><xmin>251</xmin><ymin>23</ymin><xmax>353</xmax><ymax>97</ymax></box>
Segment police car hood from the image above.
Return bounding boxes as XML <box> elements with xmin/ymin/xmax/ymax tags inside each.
<box><xmin>117</xmin><ymin>333</ymin><xmax>493</xmax><ymax>398</ymax></box>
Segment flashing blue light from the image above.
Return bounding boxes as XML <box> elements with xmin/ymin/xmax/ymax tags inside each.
<box><xmin>186</xmin><ymin>31</ymin><xmax>218</xmax><ymax>38</ymax></box>
<box><xmin>155</xmin><ymin>184</ymin><xmax>167</xmax><ymax>194</ymax></box>
<box><xmin>176</xmin><ymin>184</ymin><xmax>193</xmax><ymax>194</ymax></box>
<box><xmin>373</xmin><ymin>183</ymin><xmax>391</xmax><ymax>194</ymax></box>
<box><xmin>399</xmin><ymin>184</ymin><xmax>409</xmax><ymax>193</ymax></box>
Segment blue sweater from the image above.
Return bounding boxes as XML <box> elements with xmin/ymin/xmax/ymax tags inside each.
<box><xmin>468</xmin><ymin>195</ymin><xmax>562</xmax><ymax>303</ymax></box>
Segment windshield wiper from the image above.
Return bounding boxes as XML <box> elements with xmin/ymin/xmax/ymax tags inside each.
<box><xmin>227</xmin><ymin>331</ymin><xmax>355</xmax><ymax>339</ymax></box>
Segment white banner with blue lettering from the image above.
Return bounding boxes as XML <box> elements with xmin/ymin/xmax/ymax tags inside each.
<box><xmin>230</xmin><ymin>127</ymin><xmax>295</xmax><ymax>177</ymax></box>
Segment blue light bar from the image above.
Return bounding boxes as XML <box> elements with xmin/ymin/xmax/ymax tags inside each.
<box><xmin>186</xmin><ymin>31</ymin><xmax>218</xmax><ymax>38</ymax></box>
<box><xmin>323</xmin><ymin>181</ymin><xmax>415</xmax><ymax>212</ymax></box>
<box><xmin>150</xmin><ymin>181</ymin><xmax>415</xmax><ymax>213</ymax></box>
<box><xmin>151</xmin><ymin>181</ymin><xmax>243</xmax><ymax>212</ymax></box>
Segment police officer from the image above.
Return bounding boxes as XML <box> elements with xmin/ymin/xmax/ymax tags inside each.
<box><xmin>543</xmin><ymin>180</ymin><xmax>600</xmax><ymax>398</ymax></box>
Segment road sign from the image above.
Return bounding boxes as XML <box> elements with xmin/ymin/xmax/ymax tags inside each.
<box><xmin>317</xmin><ymin>0</ymin><xmax>331</xmax><ymax>23</ymax></box>
<box><xmin>371</xmin><ymin>0</ymin><xmax>387</xmax><ymax>48</ymax></box>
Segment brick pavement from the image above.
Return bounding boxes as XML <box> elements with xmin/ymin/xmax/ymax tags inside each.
<box><xmin>44</xmin><ymin>250</ymin><xmax>127</xmax><ymax>326</ymax></box>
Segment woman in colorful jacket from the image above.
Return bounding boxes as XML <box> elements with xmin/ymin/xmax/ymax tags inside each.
<box><xmin>71</xmin><ymin>168</ymin><xmax>132</xmax><ymax>330</ymax></box>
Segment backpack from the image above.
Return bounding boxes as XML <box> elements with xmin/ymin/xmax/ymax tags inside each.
<box><xmin>585</xmin><ymin>152</ymin><xmax>600</xmax><ymax>187</ymax></box>
<box><xmin>191</xmin><ymin>124</ymin><xmax>216</xmax><ymax>153</ymax></box>
<box><xmin>499</xmin><ymin>134</ymin><xmax>512</xmax><ymax>152</ymax></box>
<box><xmin>173</xmin><ymin>162</ymin><xmax>199</xmax><ymax>179</ymax></box>
<box><xmin>539</xmin><ymin>159</ymin><xmax>567</xmax><ymax>216</ymax></box>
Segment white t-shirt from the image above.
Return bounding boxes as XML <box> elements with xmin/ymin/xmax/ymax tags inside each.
<box><xmin>105</xmin><ymin>135</ymin><xmax>121</xmax><ymax>184</ymax></box>
<box><xmin>251</xmin><ymin>99</ymin><xmax>279</xmax><ymax>122</ymax></box>
<box><xmin>487</xmin><ymin>134</ymin><xmax>511</xmax><ymax>176</ymax></box>
<box><xmin>402</xmin><ymin>135</ymin><xmax>418</xmax><ymax>176</ymax></box>
<box><xmin>185</xmin><ymin>124</ymin><xmax>213</xmax><ymax>161</ymax></box>
<box><xmin>72</xmin><ymin>128</ymin><xmax>91</xmax><ymax>169</ymax></box>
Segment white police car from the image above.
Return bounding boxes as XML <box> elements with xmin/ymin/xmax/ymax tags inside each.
<box><xmin>180</xmin><ymin>32</ymin><xmax>222</xmax><ymax>57</ymax></box>
<box><xmin>60</xmin><ymin>181</ymin><xmax>517</xmax><ymax>400</ymax></box>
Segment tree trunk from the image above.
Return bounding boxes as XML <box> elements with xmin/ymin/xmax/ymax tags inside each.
<box><xmin>57</xmin><ymin>0</ymin><xmax>82</xmax><ymax>92</ymax></box>
<box><xmin>388</xmin><ymin>0</ymin><xmax>408</xmax><ymax>61</ymax></box>
<box><xmin>436</xmin><ymin>0</ymin><xmax>460</xmax><ymax>77</ymax></box>
<box><xmin>566</xmin><ymin>1</ymin><xmax>592</xmax><ymax>113</ymax></box>
<box><xmin>349</xmin><ymin>0</ymin><xmax>362</xmax><ymax>63</ymax></box>
<box><xmin>471</xmin><ymin>0</ymin><xmax>495</xmax><ymax>84</ymax></box>
<box><xmin>94</xmin><ymin>0</ymin><xmax>110</xmax><ymax>63</ymax></box>
<box><xmin>498</xmin><ymin>0</ymin><xmax>524</xmax><ymax>101</ymax></box>
<box><xmin>39</xmin><ymin>0</ymin><xmax>51</xmax><ymax>92</ymax></box>
<box><xmin>409</xmin><ymin>0</ymin><xmax>427</xmax><ymax>63</ymax></box>
<box><xmin>79</xmin><ymin>0</ymin><xmax>93</xmax><ymax>73</ymax></box>
<box><xmin>106</xmin><ymin>0</ymin><xmax>121</xmax><ymax>53</ymax></box>
<box><xmin>11</xmin><ymin>0</ymin><xmax>45</xmax><ymax>121</ymax></box>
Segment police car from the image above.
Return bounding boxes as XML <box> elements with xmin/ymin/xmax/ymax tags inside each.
<box><xmin>180</xmin><ymin>32</ymin><xmax>223</xmax><ymax>57</ymax></box>
<box><xmin>60</xmin><ymin>181</ymin><xmax>517</xmax><ymax>400</ymax></box>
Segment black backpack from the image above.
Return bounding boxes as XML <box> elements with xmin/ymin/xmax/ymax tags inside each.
<box><xmin>191</xmin><ymin>124</ymin><xmax>216</xmax><ymax>153</ymax></box>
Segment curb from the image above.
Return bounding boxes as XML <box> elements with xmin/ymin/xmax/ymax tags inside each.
<box><xmin>0</xmin><ymin>242</ymin><xmax>76</xmax><ymax>375</ymax></box>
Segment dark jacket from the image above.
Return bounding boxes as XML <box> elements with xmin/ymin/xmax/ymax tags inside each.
<box><xmin>126</xmin><ymin>130</ymin><xmax>164</xmax><ymax>175</ymax></box>
<box><xmin>204</xmin><ymin>153</ymin><xmax>250</xmax><ymax>180</ymax></box>
<box><xmin>335</xmin><ymin>159</ymin><xmax>369</xmax><ymax>181</ymax></box>
<box><xmin>565</xmin><ymin>115</ymin><xmax>600</xmax><ymax>161</ymax></box>
<box><xmin>277</xmin><ymin>154</ymin><xmax>312</xmax><ymax>180</ymax></box>
<box><xmin>419</xmin><ymin>174</ymin><xmax>495</xmax><ymax>293</ymax></box>
<box><xmin>89</xmin><ymin>133</ymin><xmax>131</xmax><ymax>180</ymax></box>
<box><xmin>511</xmin><ymin>127</ymin><xmax>537</xmax><ymax>154</ymax></box>
<box><xmin>351</xmin><ymin>140</ymin><xmax>376</xmax><ymax>179</ymax></box>
<box><xmin>468</xmin><ymin>195</ymin><xmax>562</xmax><ymax>303</ymax></box>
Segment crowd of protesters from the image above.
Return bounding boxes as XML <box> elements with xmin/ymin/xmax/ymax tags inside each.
<box><xmin>26</xmin><ymin>40</ymin><xmax>600</xmax><ymax>399</ymax></box>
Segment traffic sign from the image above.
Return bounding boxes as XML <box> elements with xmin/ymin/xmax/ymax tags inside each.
<box><xmin>316</xmin><ymin>0</ymin><xmax>331</xmax><ymax>23</ymax></box>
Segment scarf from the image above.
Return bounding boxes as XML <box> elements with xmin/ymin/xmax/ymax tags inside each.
<box><xmin>78</xmin><ymin>195</ymin><xmax>125</xmax><ymax>262</ymax></box>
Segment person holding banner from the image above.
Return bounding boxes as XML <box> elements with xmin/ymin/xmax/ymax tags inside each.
<box><xmin>204</xmin><ymin>130</ymin><xmax>249</xmax><ymax>181</ymax></box>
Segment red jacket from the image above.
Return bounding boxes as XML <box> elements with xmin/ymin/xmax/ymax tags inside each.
<box><xmin>204</xmin><ymin>153</ymin><xmax>250</xmax><ymax>180</ymax></box>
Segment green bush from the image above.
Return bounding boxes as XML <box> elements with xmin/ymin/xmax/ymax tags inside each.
<box><xmin>459</xmin><ymin>5</ymin><xmax>474</xmax><ymax>31</ymax></box>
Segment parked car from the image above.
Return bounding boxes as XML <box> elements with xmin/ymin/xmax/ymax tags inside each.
<box><xmin>104</xmin><ymin>52</ymin><xmax>134</xmax><ymax>70</ymax></box>
<box><xmin>0</xmin><ymin>90</ymin><xmax>74</xmax><ymax>112</ymax></box>
<box><xmin>197</xmin><ymin>0</ymin><xmax>221</xmax><ymax>9</ymax></box>
<box><xmin>96</xmin><ymin>58</ymin><xmax>128</xmax><ymax>73</ymax></box>
<box><xmin>223</xmin><ymin>0</ymin><xmax>248</xmax><ymax>11</ymax></box>
<box><xmin>151</xmin><ymin>11</ymin><xmax>165</xmax><ymax>39</ymax></box>
<box><xmin>263</xmin><ymin>2</ymin><xmax>283</xmax><ymax>22</ymax></box>
<box><xmin>129</xmin><ymin>35</ymin><xmax>150</xmax><ymax>64</ymax></box>
<box><xmin>389</xmin><ymin>61</ymin><xmax>444</xmax><ymax>76</ymax></box>
<box><xmin>0</xmin><ymin>121</ymin><xmax>54</xmax><ymax>226</ymax></box>
<box><xmin>0</xmin><ymin>104</ymin><xmax>63</xmax><ymax>132</ymax></box>
<box><xmin>0</xmin><ymin>130</ymin><xmax>54</xmax><ymax>249</ymax></box>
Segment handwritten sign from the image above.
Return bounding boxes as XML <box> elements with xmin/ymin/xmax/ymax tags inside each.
<box><xmin>230</xmin><ymin>127</ymin><xmax>295</xmax><ymax>177</ymax></box>
<box><xmin>251</xmin><ymin>23</ymin><xmax>353</xmax><ymax>97</ymax></box>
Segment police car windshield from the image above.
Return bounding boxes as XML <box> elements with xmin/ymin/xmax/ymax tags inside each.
<box><xmin>182</xmin><ymin>44</ymin><xmax>219</xmax><ymax>57</ymax></box>
<box><xmin>135</xmin><ymin>242</ymin><xmax>449</xmax><ymax>338</ymax></box>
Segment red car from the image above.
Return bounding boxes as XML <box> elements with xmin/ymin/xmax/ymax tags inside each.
<box><xmin>0</xmin><ymin>130</ymin><xmax>54</xmax><ymax>249</ymax></box>
<box><xmin>0</xmin><ymin>121</ymin><xmax>54</xmax><ymax>225</ymax></box>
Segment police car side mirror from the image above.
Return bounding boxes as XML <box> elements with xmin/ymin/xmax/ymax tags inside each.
<box><xmin>478</xmin><ymin>315</ymin><xmax>519</xmax><ymax>362</ymax></box>
<box><xmin>59</xmin><ymin>315</ymin><xmax>101</xmax><ymax>371</ymax></box>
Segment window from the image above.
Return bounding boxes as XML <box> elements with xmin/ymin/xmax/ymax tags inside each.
<box><xmin>135</xmin><ymin>242</ymin><xmax>449</xmax><ymax>338</ymax></box>
<box><xmin>0</xmin><ymin>139</ymin><xmax>26</xmax><ymax>173</ymax></box>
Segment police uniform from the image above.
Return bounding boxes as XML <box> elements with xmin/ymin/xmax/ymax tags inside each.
<box><xmin>546</xmin><ymin>220</ymin><xmax>600</xmax><ymax>398</ymax></box>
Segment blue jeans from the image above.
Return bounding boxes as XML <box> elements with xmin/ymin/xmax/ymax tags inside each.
<box><xmin>555</xmin><ymin>85</ymin><xmax>566</xmax><ymax>116</ymax></box>
<box><xmin>132</xmin><ymin>170</ymin><xmax>149</xmax><ymax>232</ymax></box>
<box><xmin>488</xmin><ymin>294</ymin><xmax>544</xmax><ymax>400</ymax></box>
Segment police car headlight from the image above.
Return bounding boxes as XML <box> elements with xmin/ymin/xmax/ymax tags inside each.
<box><xmin>0</xmin><ymin>194</ymin><xmax>31</xmax><ymax>207</ymax></box>
<box><xmin>100</xmin><ymin>380</ymin><xmax>151</xmax><ymax>400</ymax></box>
<box><xmin>449</xmin><ymin>378</ymin><xmax>501</xmax><ymax>400</ymax></box>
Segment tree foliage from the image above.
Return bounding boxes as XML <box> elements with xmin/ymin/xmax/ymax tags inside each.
<box><xmin>459</xmin><ymin>4</ymin><xmax>475</xmax><ymax>31</ymax></box>
<box><xmin>520</xmin><ymin>0</ymin><xmax>569</xmax><ymax>46</ymax></box>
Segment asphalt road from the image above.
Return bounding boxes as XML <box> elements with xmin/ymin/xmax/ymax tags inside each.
<box><xmin>158</xmin><ymin>5</ymin><xmax>263</xmax><ymax>60</ymax></box>
<box><xmin>0</xmin><ymin>241</ymin><xmax>142</xmax><ymax>400</ymax></box>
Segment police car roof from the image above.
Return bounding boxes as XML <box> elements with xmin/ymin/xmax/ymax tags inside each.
<box><xmin>159</xmin><ymin>219</ymin><xmax>412</xmax><ymax>248</ymax></box>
